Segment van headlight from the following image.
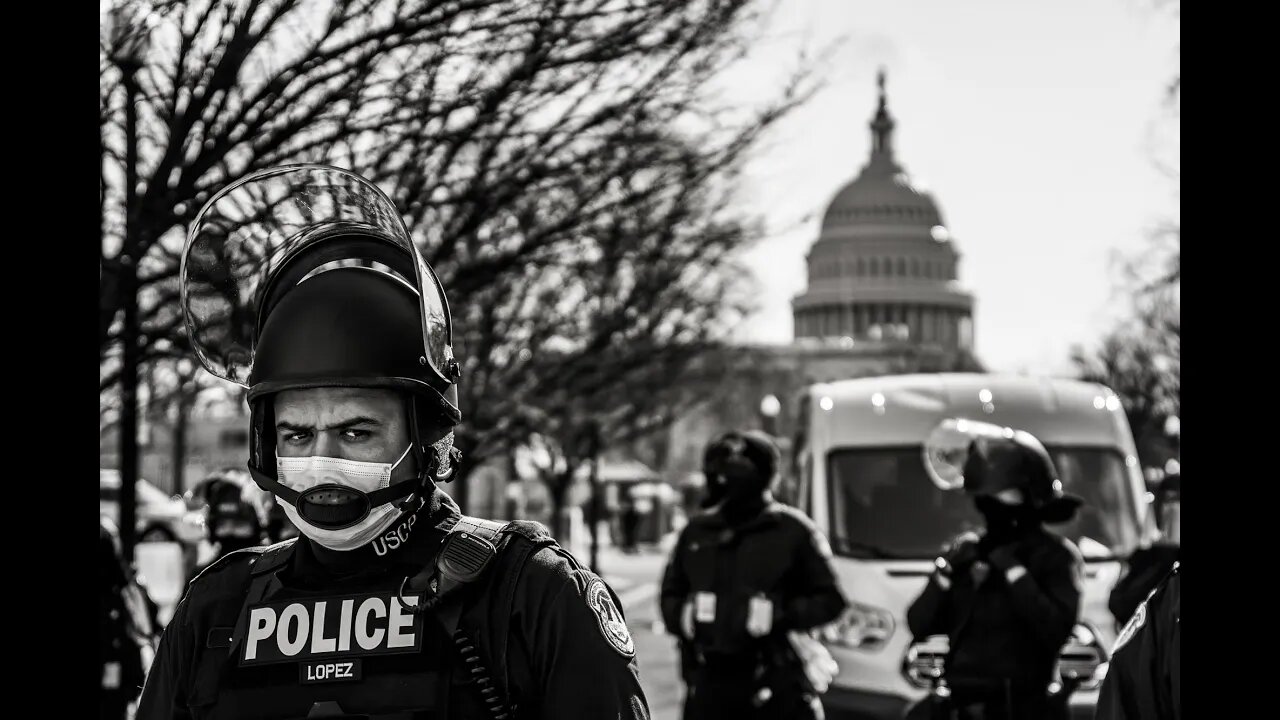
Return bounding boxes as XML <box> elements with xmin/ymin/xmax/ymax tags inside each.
<box><xmin>819</xmin><ymin>602</ymin><xmax>895</xmax><ymax>651</ymax></box>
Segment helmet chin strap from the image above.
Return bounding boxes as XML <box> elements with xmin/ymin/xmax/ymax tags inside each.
<box><xmin>408</xmin><ymin>395</ymin><xmax>460</xmax><ymax>484</ymax></box>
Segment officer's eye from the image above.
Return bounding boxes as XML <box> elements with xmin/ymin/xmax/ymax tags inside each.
<box><xmin>341</xmin><ymin>429</ymin><xmax>371</xmax><ymax>441</ymax></box>
<box><xmin>281</xmin><ymin>431</ymin><xmax>311</xmax><ymax>444</ymax></box>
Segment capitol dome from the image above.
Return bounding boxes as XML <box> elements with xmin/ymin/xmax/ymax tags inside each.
<box><xmin>792</xmin><ymin>71</ymin><xmax>975</xmax><ymax>351</ymax></box>
<box><xmin>821</xmin><ymin>71</ymin><xmax>945</xmax><ymax>233</ymax></box>
<box><xmin>820</xmin><ymin>163</ymin><xmax>944</xmax><ymax>231</ymax></box>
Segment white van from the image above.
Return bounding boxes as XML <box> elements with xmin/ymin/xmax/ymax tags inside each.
<box><xmin>787</xmin><ymin>373</ymin><xmax>1149</xmax><ymax>720</ymax></box>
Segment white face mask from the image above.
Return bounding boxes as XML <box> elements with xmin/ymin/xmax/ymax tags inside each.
<box><xmin>276</xmin><ymin>445</ymin><xmax>414</xmax><ymax>552</ymax></box>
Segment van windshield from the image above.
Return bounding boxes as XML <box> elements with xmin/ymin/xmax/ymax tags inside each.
<box><xmin>827</xmin><ymin>445</ymin><xmax>1140</xmax><ymax>560</ymax></box>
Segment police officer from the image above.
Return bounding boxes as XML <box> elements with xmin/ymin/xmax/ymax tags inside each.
<box><xmin>907</xmin><ymin>425</ymin><xmax>1085</xmax><ymax>720</ymax></box>
<box><xmin>1109</xmin><ymin>473</ymin><xmax>1180</xmax><ymax>627</ymax></box>
<box><xmin>193</xmin><ymin>470</ymin><xmax>268</xmax><ymax>576</ymax></box>
<box><xmin>660</xmin><ymin>429</ymin><xmax>848</xmax><ymax>720</ymax></box>
<box><xmin>136</xmin><ymin>165</ymin><xmax>648</xmax><ymax>719</ymax></box>
<box><xmin>1095</xmin><ymin>562</ymin><xmax>1180</xmax><ymax>720</ymax></box>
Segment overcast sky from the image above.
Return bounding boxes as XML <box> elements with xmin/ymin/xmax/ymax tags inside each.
<box><xmin>715</xmin><ymin>0</ymin><xmax>1179</xmax><ymax>376</ymax></box>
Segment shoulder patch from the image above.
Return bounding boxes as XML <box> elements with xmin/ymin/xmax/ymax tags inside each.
<box><xmin>585</xmin><ymin>577</ymin><xmax>635</xmax><ymax>659</ymax></box>
<box><xmin>1112</xmin><ymin>599</ymin><xmax>1147</xmax><ymax>654</ymax></box>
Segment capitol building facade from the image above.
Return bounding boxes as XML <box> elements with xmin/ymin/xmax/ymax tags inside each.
<box><xmin>792</xmin><ymin>72</ymin><xmax>975</xmax><ymax>352</ymax></box>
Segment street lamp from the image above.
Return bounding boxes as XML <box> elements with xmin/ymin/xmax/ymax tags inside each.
<box><xmin>105</xmin><ymin>0</ymin><xmax>155</xmax><ymax>566</ymax></box>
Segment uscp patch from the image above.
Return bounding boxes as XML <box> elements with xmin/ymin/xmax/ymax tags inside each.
<box><xmin>586</xmin><ymin>578</ymin><xmax>635</xmax><ymax>658</ymax></box>
<box><xmin>1112</xmin><ymin>600</ymin><xmax>1147</xmax><ymax>654</ymax></box>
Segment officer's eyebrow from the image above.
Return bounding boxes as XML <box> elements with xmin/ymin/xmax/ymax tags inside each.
<box><xmin>329</xmin><ymin>416</ymin><xmax>383</xmax><ymax>430</ymax></box>
<box><xmin>276</xmin><ymin>417</ymin><xmax>384</xmax><ymax>432</ymax></box>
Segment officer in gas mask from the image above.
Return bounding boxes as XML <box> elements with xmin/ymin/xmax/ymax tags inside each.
<box><xmin>136</xmin><ymin>165</ymin><xmax>648</xmax><ymax>720</ymax></box>
<box><xmin>1108</xmin><ymin>472</ymin><xmax>1180</xmax><ymax>627</ymax></box>
<box><xmin>907</xmin><ymin>424</ymin><xmax>1085</xmax><ymax>720</ymax></box>
<box><xmin>193</xmin><ymin>471</ymin><xmax>268</xmax><ymax>576</ymax></box>
<box><xmin>660</xmin><ymin>430</ymin><xmax>848</xmax><ymax>720</ymax></box>
<box><xmin>1095</xmin><ymin>560</ymin><xmax>1180</xmax><ymax>720</ymax></box>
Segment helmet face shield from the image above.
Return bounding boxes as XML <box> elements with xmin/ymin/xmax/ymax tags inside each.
<box><xmin>180</xmin><ymin>164</ymin><xmax>454</xmax><ymax>388</ymax></box>
<box><xmin>924</xmin><ymin>417</ymin><xmax>1079</xmax><ymax>520</ymax></box>
<box><xmin>922</xmin><ymin>417</ymin><xmax>1013</xmax><ymax>491</ymax></box>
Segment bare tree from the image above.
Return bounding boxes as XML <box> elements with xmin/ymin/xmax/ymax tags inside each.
<box><xmin>100</xmin><ymin>0</ymin><xmax>548</xmax><ymax>383</ymax></box>
<box><xmin>1071</xmin><ymin>296</ymin><xmax>1178</xmax><ymax>469</ymax></box>
<box><xmin>101</xmin><ymin>0</ymin><xmax>820</xmax><ymax>516</ymax></box>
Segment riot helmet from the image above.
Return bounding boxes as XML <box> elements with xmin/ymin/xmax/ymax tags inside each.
<box><xmin>201</xmin><ymin>471</ymin><xmax>263</xmax><ymax>546</ymax></box>
<box><xmin>701</xmin><ymin>430</ymin><xmax>779</xmax><ymax>511</ymax></box>
<box><xmin>181</xmin><ymin>164</ymin><xmax>463</xmax><ymax>532</ymax></box>
<box><xmin>924</xmin><ymin>417</ymin><xmax>1082</xmax><ymax>524</ymax></box>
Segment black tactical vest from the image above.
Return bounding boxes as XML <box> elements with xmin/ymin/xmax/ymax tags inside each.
<box><xmin>183</xmin><ymin>517</ymin><xmax>552</xmax><ymax>720</ymax></box>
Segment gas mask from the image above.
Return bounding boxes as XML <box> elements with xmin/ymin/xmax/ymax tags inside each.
<box><xmin>703</xmin><ymin>458</ymin><xmax>764</xmax><ymax>508</ymax></box>
<box><xmin>972</xmin><ymin>494</ymin><xmax>1039</xmax><ymax>540</ymax></box>
<box><xmin>276</xmin><ymin>445</ymin><xmax>415</xmax><ymax>551</ymax></box>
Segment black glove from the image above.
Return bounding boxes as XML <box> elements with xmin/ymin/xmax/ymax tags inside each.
<box><xmin>985</xmin><ymin>543</ymin><xmax>1022</xmax><ymax>572</ymax></box>
<box><xmin>940</xmin><ymin>532</ymin><xmax>982</xmax><ymax>577</ymax></box>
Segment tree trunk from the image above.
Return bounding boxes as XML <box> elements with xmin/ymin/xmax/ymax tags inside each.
<box><xmin>170</xmin><ymin>384</ymin><xmax>192</xmax><ymax>497</ymax></box>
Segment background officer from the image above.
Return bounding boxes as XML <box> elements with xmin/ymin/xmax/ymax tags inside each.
<box><xmin>660</xmin><ymin>429</ymin><xmax>848</xmax><ymax>720</ymax></box>
<box><xmin>907</xmin><ymin>427</ymin><xmax>1085</xmax><ymax>720</ymax></box>
<box><xmin>1095</xmin><ymin>561</ymin><xmax>1180</xmax><ymax>720</ymax></box>
<box><xmin>192</xmin><ymin>469</ymin><xmax>267</xmax><ymax>576</ymax></box>
<box><xmin>1109</xmin><ymin>472</ymin><xmax>1180</xmax><ymax>627</ymax></box>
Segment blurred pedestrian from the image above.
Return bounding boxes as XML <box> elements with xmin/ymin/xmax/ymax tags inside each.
<box><xmin>1095</xmin><ymin>561</ymin><xmax>1180</xmax><ymax>719</ymax></box>
<box><xmin>620</xmin><ymin>496</ymin><xmax>641</xmax><ymax>553</ymax></box>
<box><xmin>906</xmin><ymin>427</ymin><xmax>1085</xmax><ymax>720</ymax></box>
<box><xmin>100</xmin><ymin>516</ymin><xmax>156</xmax><ymax>720</ymax></box>
<box><xmin>1109</xmin><ymin>473</ymin><xmax>1180</xmax><ymax>627</ymax></box>
<box><xmin>661</xmin><ymin>429</ymin><xmax>848</xmax><ymax>720</ymax></box>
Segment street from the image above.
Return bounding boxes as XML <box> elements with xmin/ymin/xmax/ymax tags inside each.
<box><xmin>595</xmin><ymin>544</ymin><xmax>684</xmax><ymax>720</ymax></box>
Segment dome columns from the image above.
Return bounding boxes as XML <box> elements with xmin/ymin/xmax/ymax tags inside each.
<box><xmin>792</xmin><ymin>301</ymin><xmax>971</xmax><ymax>350</ymax></box>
